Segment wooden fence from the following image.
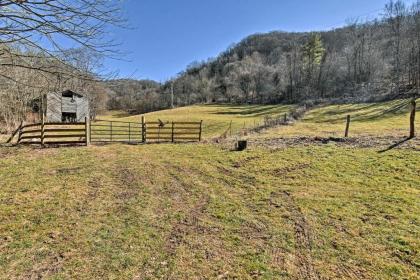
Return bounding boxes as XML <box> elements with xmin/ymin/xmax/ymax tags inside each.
<box><xmin>12</xmin><ymin>121</ymin><xmax>87</xmax><ymax>145</ymax></box>
<box><xmin>7</xmin><ymin>117</ymin><xmax>203</xmax><ymax>146</ymax></box>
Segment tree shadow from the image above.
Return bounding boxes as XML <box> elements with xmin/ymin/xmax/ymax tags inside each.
<box><xmin>211</xmin><ymin>105</ymin><xmax>290</xmax><ymax>117</ymax></box>
<box><xmin>307</xmin><ymin>99</ymin><xmax>413</xmax><ymax>124</ymax></box>
<box><xmin>378</xmin><ymin>137</ymin><xmax>413</xmax><ymax>153</ymax></box>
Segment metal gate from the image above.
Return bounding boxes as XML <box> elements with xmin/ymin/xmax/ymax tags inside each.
<box><xmin>90</xmin><ymin>119</ymin><xmax>202</xmax><ymax>143</ymax></box>
<box><xmin>145</xmin><ymin>121</ymin><xmax>202</xmax><ymax>142</ymax></box>
<box><xmin>90</xmin><ymin>120</ymin><xmax>143</xmax><ymax>143</ymax></box>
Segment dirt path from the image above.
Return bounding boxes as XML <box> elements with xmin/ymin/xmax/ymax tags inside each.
<box><xmin>280</xmin><ymin>191</ymin><xmax>321</xmax><ymax>280</ymax></box>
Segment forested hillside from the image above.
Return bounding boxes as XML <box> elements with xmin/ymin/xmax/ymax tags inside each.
<box><xmin>109</xmin><ymin>0</ymin><xmax>420</xmax><ymax>113</ymax></box>
<box><xmin>1</xmin><ymin>1</ymin><xmax>419</xmax><ymax>131</ymax></box>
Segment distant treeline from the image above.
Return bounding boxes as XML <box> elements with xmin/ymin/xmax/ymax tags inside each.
<box><xmin>108</xmin><ymin>0</ymin><xmax>420</xmax><ymax>114</ymax></box>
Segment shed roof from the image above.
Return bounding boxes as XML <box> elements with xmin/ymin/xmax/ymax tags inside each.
<box><xmin>60</xmin><ymin>89</ymin><xmax>85</xmax><ymax>98</ymax></box>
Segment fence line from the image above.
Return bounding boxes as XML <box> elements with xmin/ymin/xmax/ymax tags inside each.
<box><xmin>16</xmin><ymin>120</ymin><xmax>87</xmax><ymax>146</ymax></box>
<box><xmin>9</xmin><ymin>118</ymin><xmax>203</xmax><ymax>146</ymax></box>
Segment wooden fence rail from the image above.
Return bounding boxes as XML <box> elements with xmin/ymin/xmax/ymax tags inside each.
<box><xmin>16</xmin><ymin>120</ymin><xmax>87</xmax><ymax>146</ymax></box>
<box><xmin>7</xmin><ymin>118</ymin><xmax>203</xmax><ymax>146</ymax></box>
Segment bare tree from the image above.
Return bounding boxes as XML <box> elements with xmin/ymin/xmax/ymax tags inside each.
<box><xmin>384</xmin><ymin>0</ymin><xmax>407</xmax><ymax>94</ymax></box>
<box><xmin>0</xmin><ymin>0</ymin><xmax>124</xmax><ymax>77</ymax></box>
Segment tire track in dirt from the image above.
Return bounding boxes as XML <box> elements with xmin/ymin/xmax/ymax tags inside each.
<box><xmin>147</xmin><ymin>163</ymin><xmax>226</xmax><ymax>278</ymax></box>
<box><xmin>164</xmin><ymin>196</ymin><xmax>210</xmax><ymax>255</ymax></box>
<box><xmin>279</xmin><ymin>191</ymin><xmax>321</xmax><ymax>280</ymax></box>
<box><xmin>161</xmin><ymin>163</ymin><xmax>216</xmax><ymax>255</ymax></box>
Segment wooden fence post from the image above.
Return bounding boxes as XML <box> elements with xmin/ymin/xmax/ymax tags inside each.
<box><xmin>89</xmin><ymin>119</ymin><xmax>92</xmax><ymax>144</ymax></box>
<box><xmin>141</xmin><ymin>116</ymin><xmax>146</xmax><ymax>143</ymax></box>
<box><xmin>284</xmin><ymin>113</ymin><xmax>287</xmax><ymax>123</ymax></box>
<box><xmin>128</xmin><ymin>122</ymin><xmax>131</xmax><ymax>142</ymax></box>
<box><xmin>85</xmin><ymin>117</ymin><xmax>90</xmax><ymax>146</ymax></box>
<box><xmin>344</xmin><ymin>115</ymin><xmax>351</xmax><ymax>138</ymax></box>
<box><xmin>6</xmin><ymin>121</ymin><xmax>23</xmax><ymax>144</ymax></box>
<box><xmin>41</xmin><ymin>118</ymin><xmax>45</xmax><ymax>147</ymax></box>
<box><xmin>229</xmin><ymin>120</ymin><xmax>233</xmax><ymax>136</ymax></box>
<box><xmin>110</xmin><ymin>121</ymin><xmax>113</xmax><ymax>142</ymax></box>
<box><xmin>199</xmin><ymin>120</ymin><xmax>203</xmax><ymax>141</ymax></box>
<box><xmin>17</xmin><ymin>127</ymin><xmax>23</xmax><ymax>144</ymax></box>
<box><xmin>410</xmin><ymin>98</ymin><xmax>416</xmax><ymax>139</ymax></box>
<box><xmin>171</xmin><ymin>122</ymin><xmax>175</xmax><ymax>142</ymax></box>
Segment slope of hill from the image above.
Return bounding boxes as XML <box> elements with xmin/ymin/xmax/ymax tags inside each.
<box><xmin>0</xmin><ymin>100</ymin><xmax>418</xmax><ymax>279</ymax></box>
<box><xmin>107</xmin><ymin>2</ymin><xmax>420</xmax><ymax>114</ymax></box>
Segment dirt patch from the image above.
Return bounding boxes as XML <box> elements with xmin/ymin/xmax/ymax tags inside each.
<box><xmin>278</xmin><ymin>191</ymin><xmax>320</xmax><ymax>280</ymax></box>
<box><xmin>19</xmin><ymin>252</ymin><xmax>65</xmax><ymax>280</ymax></box>
<box><xmin>238</xmin><ymin>136</ymin><xmax>420</xmax><ymax>151</ymax></box>
<box><xmin>165</xmin><ymin>196</ymin><xmax>210</xmax><ymax>255</ymax></box>
<box><xmin>114</xmin><ymin>168</ymin><xmax>140</xmax><ymax>201</ymax></box>
<box><xmin>0</xmin><ymin>148</ymin><xmax>16</xmax><ymax>159</ymax></box>
<box><xmin>232</xmin><ymin>155</ymin><xmax>261</xmax><ymax>168</ymax></box>
<box><xmin>56</xmin><ymin>167</ymin><xmax>82</xmax><ymax>175</ymax></box>
<box><xmin>273</xmin><ymin>163</ymin><xmax>311</xmax><ymax>177</ymax></box>
<box><xmin>337</xmin><ymin>264</ymin><xmax>368</xmax><ymax>279</ymax></box>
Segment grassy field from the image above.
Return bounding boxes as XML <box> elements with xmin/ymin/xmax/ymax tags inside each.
<box><xmin>254</xmin><ymin>99</ymin><xmax>419</xmax><ymax>139</ymax></box>
<box><xmin>0</xmin><ymin>100</ymin><xmax>419</xmax><ymax>279</ymax></box>
<box><xmin>99</xmin><ymin>104</ymin><xmax>294</xmax><ymax>138</ymax></box>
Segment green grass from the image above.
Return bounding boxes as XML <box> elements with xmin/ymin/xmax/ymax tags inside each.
<box><xmin>255</xmin><ymin>99</ymin><xmax>419</xmax><ymax>139</ymax></box>
<box><xmin>0</xmin><ymin>100</ymin><xmax>419</xmax><ymax>279</ymax></box>
<box><xmin>0</xmin><ymin>144</ymin><xmax>418</xmax><ymax>279</ymax></box>
<box><xmin>99</xmin><ymin>104</ymin><xmax>294</xmax><ymax>138</ymax></box>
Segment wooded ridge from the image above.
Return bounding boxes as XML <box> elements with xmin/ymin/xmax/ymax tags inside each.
<box><xmin>107</xmin><ymin>1</ymin><xmax>420</xmax><ymax>114</ymax></box>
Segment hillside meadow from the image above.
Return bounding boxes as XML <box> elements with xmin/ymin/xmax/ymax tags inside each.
<box><xmin>0</xmin><ymin>100</ymin><xmax>419</xmax><ymax>279</ymax></box>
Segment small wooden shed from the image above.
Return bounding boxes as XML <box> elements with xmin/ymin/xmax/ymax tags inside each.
<box><xmin>46</xmin><ymin>90</ymin><xmax>89</xmax><ymax>123</ymax></box>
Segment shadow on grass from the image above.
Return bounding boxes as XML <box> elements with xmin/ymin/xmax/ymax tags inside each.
<box><xmin>306</xmin><ymin>99</ymin><xmax>413</xmax><ymax>124</ymax></box>
<box><xmin>112</xmin><ymin>112</ymin><xmax>132</xmax><ymax>118</ymax></box>
<box><xmin>211</xmin><ymin>105</ymin><xmax>290</xmax><ymax>117</ymax></box>
<box><xmin>378</xmin><ymin>137</ymin><xmax>413</xmax><ymax>153</ymax></box>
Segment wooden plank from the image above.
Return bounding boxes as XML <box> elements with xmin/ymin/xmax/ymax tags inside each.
<box><xmin>43</xmin><ymin>134</ymin><xmax>86</xmax><ymax>139</ymax></box>
<box><xmin>19</xmin><ymin>135</ymin><xmax>41</xmax><ymax>140</ymax></box>
<box><xmin>19</xmin><ymin>141</ymin><xmax>42</xmax><ymax>145</ymax></box>
<box><xmin>45</xmin><ymin>122</ymin><xmax>85</xmax><ymax>126</ymax></box>
<box><xmin>90</xmin><ymin>139</ymin><xmax>141</xmax><ymax>142</ymax></box>
<box><xmin>44</xmin><ymin>141</ymin><xmax>86</xmax><ymax>145</ymax></box>
<box><xmin>146</xmin><ymin>137</ymin><xmax>173</xmax><ymax>140</ymax></box>
<box><xmin>44</xmin><ymin>129</ymin><xmax>86</xmax><ymax>133</ymax></box>
<box><xmin>97</xmin><ymin>134</ymin><xmax>142</xmax><ymax>136</ymax></box>
<box><xmin>61</xmin><ymin>97</ymin><xmax>77</xmax><ymax>113</ymax></box>
<box><xmin>174</xmin><ymin>138</ymin><xmax>200</xmax><ymax>141</ymax></box>
<box><xmin>20</xmin><ymin>129</ymin><xmax>42</xmax><ymax>135</ymax></box>
<box><xmin>6</xmin><ymin>122</ymin><xmax>23</xmax><ymax>143</ymax></box>
<box><xmin>21</xmin><ymin>123</ymin><xmax>41</xmax><ymax>129</ymax></box>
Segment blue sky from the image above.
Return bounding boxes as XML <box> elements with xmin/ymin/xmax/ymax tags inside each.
<box><xmin>103</xmin><ymin>0</ymin><xmax>416</xmax><ymax>82</ymax></box>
